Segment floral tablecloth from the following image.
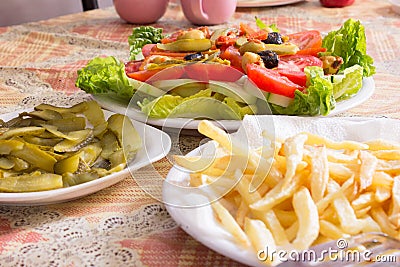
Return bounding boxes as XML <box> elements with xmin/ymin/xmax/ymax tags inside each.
<box><xmin>0</xmin><ymin>0</ymin><xmax>399</xmax><ymax>266</ymax></box>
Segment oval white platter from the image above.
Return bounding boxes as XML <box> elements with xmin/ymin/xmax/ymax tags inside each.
<box><xmin>93</xmin><ymin>77</ymin><xmax>375</xmax><ymax>132</ymax></box>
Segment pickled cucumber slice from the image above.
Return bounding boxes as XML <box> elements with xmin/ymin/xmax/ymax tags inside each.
<box><xmin>0</xmin><ymin>173</ymin><xmax>63</xmax><ymax>192</ymax></box>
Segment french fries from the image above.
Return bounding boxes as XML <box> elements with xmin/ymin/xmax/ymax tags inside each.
<box><xmin>174</xmin><ymin>120</ymin><xmax>400</xmax><ymax>265</ymax></box>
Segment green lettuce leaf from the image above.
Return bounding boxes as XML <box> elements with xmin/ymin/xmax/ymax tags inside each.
<box><xmin>75</xmin><ymin>56</ymin><xmax>134</xmax><ymax>99</ymax></box>
<box><xmin>138</xmin><ymin>89</ymin><xmax>254</xmax><ymax>120</ymax></box>
<box><xmin>255</xmin><ymin>17</ymin><xmax>280</xmax><ymax>32</ymax></box>
<box><xmin>322</xmin><ymin>18</ymin><xmax>375</xmax><ymax>77</ymax></box>
<box><xmin>128</xmin><ymin>26</ymin><xmax>163</xmax><ymax>60</ymax></box>
<box><xmin>332</xmin><ymin>64</ymin><xmax>363</xmax><ymax>100</ymax></box>
<box><xmin>224</xmin><ymin>97</ymin><xmax>257</xmax><ymax>118</ymax></box>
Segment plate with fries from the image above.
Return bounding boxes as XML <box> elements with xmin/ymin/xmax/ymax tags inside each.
<box><xmin>0</xmin><ymin>103</ymin><xmax>171</xmax><ymax>205</ymax></box>
<box><xmin>163</xmin><ymin>115</ymin><xmax>400</xmax><ymax>266</ymax></box>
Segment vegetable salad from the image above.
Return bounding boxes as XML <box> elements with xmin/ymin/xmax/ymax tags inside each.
<box><xmin>76</xmin><ymin>18</ymin><xmax>375</xmax><ymax>118</ymax></box>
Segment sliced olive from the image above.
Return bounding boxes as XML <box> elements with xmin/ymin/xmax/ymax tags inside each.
<box><xmin>184</xmin><ymin>52</ymin><xmax>203</xmax><ymax>61</ymax></box>
<box><xmin>262</xmin><ymin>32</ymin><xmax>283</xmax><ymax>45</ymax></box>
<box><xmin>257</xmin><ymin>50</ymin><xmax>279</xmax><ymax>69</ymax></box>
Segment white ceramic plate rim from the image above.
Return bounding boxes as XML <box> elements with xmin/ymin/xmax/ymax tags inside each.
<box><xmin>93</xmin><ymin>77</ymin><xmax>375</xmax><ymax>131</ymax></box>
<box><xmin>0</xmin><ymin>109</ymin><xmax>171</xmax><ymax>205</ymax></box>
<box><xmin>162</xmin><ymin>115</ymin><xmax>399</xmax><ymax>266</ymax></box>
<box><xmin>237</xmin><ymin>0</ymin><xmax>305</xmax><ymax>7</ymax></box>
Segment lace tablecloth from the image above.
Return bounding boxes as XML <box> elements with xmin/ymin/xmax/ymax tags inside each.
<box><xmin>0</xmin><ymin>0</ymin><xmax>399</xmax><ymax>266</ymax></box>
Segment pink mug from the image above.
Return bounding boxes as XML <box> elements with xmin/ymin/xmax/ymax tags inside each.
<box><xmin>114</xmin><ymin>0</ymin><xmax>169</xmax><ymax>24</ymax></box>
<box><xmin>180</xmin><ymin>0</ymin><xmax>237</xmax><ymax>25</ymax></box>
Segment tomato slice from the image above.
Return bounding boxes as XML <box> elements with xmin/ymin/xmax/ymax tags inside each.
<box><xmin>127</xmin><ymin>69</ymin><xmax>160</xmax><ymax>82</ymax></box>
<box><xmin>295</xmin><ymin>47</ymin><xmax>327</xmax><ymax>57</ymax></box>
<box><xmin>277</xmin><ymin>68</ymin><xmax>306</xmax><ymax>87</ymax></box>
<box><xmin>184</xmin><ymin>63</ymin><xmax>243</xmax><ymax>82</ymax></box>
<box><xmin>287</xmin><ymin>30</ymin><xmax>323</xmax><ymax>55</ymax></box>
<box><xmin>279</xmin><ymin>55</ymin><xmax>323</xmax><ymax>71</ymax></box>
<box><xmin>247</xmin><ymin>64</ymin><xmax>304</xmax><ymax>98</ymax></box>
<box><xmin>220</xmin><ymin>46</ymin><xmax>243</xmax><ymax>72</ymax></box>
<box><xmin>248</xmin><ymin>30</ymin><xmax>268</xmax><ymax>41</ymax></box>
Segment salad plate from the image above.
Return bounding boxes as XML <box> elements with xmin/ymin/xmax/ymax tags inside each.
<box><xmin>93</xmin><ymin>76</ymin><xmax>374</xmax><ymax>131</ymax></box>
<box><xmin>0</xmin><ymin>109</ymin><xmax>171</xmax><ymax>205</ymax></box>
<box><xmin>237</xmin><ymin>0</ymin><xmax>305</xmax><ymax>7</ymax></box>
<box><xmin>163</xmin><ymin>115</ymin><xmax>400</xmax><ymax>266</ymax></box>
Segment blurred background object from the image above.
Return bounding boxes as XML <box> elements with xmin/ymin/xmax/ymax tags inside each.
<box><xmin>0</xmin><ymin>0</ymin><xmax>112</xmax><ymax>26</ymax></box>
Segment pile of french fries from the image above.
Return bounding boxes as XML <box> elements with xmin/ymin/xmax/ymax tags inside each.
<box><xmin>173</xmin><ymin>120</ymin><xmax>400</xmax><ymax>265</ymax></box>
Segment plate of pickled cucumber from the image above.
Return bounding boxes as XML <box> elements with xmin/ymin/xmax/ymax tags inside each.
<box><xmin>0</xmin><ymin>101</ymin><xmax>171</xmax><ymax>205</ymax></box>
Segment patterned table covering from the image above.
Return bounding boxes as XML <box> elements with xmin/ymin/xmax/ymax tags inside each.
<box><xmin>0</xmin><ymin>0</ymin><xmax>399</xmax><ymax>266</ymax></box>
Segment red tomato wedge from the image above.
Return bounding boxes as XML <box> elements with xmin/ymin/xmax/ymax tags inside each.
<box><xmin>277</xmin><ymin>68</ymin><xmax>307</xmax><ymax>87</ymax></box>
<box><xmin>287</xmin><ymin>30</ymin><xmax>324</xmax><ymax>56</ymax></box>
<box><xmin>295</xmin><ymin>47</ymin><xmax>327</xmax><ymax>57</ymax></box>
<box><xmin>247</xmin><ymin>63</ymin><xmax>304</xmax><ymax>98</ymax></box>
<box><xmin>184</xmin><ymin>63</ymin><xmax>243</xmax><ymax>82</ymax></box>
<box><xmin>279</xmin><ymin>55</ymin><xmax>323</xmax><ymax>71</ymax></box>
<box><xmin>128</xmin><ymin>66</ymin><xmax>185</xmax><ymax>82</ymax></box>
<box><xmin>276</xmin><ymin>55</ymin><xmax>323</xmax><ymax>87</ymax></box>
<box><xmin>127</xmin><ymin>69</ymin><xmax>160</xmax><ymax>82</ymax></box>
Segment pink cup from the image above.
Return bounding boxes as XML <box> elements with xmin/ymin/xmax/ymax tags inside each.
<box><xmin>180</xmin><ymin>0</ymin><xmax>237</xmax><ymax>25</ymax></box>
<box><xmin>114</xmin><ymin>0</ymin><xmax>169</xmax><ymax>24</ymax></box>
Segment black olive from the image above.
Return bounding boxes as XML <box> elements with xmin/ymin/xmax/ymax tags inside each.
<box><xmin>257</xmin><ymin>50</ymin><xmax>279</xmax><ymax>69</ymax></box>
<box><xmin>262</xmin><ymin>32</ymin><xmax>283</xmax><ymax>45</ymax></box>
<box><xmin>184</xmin><ymin>52</ymin><xmax>203</xmax><ymax>61</ymax></box>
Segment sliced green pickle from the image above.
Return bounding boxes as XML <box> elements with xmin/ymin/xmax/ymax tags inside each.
<box><xmin>0</xmin><ymin>140</ymin><xmax>24</xmax><ymax>154</ymax></box>
<box><xmin>54</xmin><ymin>152</ymin><xmax>84</xmax><ymax>175</ymax></box>
<box><xmin>107</xmin><ymin>114</ymin><xmax>142</xmax><ymax>162</ymax></box>
<box><xmin>0</xmin><ymin>126</ymin><xmax>45</xmax><ymax>140</ymax></box>
<box><xmin>11</xmin><ymin>142</ymin><xmax>57</xmax><ymax>172</ymax></box>
<box><xmin>48</xmin><ymin>117</ymin><xmax>86</xmax><ymax>132</ymax></box>
<box><xmin>0</xmin><ymin>173</ymin><xmax>63</xmax><ymax>192</ymax></box>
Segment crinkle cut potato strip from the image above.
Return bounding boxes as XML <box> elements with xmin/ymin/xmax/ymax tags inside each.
<box><xmin>173</xmin><ymin>120</ymin><xmax>400</xmax><ymax>265</ymax></box>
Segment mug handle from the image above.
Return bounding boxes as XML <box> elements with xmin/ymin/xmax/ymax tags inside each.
<box><xmin>189</xmin><ymin>0</ymin><xmax>209</xmax><ymax>21</ymax></box>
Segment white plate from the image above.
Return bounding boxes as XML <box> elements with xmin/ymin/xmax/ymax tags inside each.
<box><xmin>93</xmin><ymin>77</ymin><xmax>375</xmax><ymax>131</ymax></box>
<box><xmin>0</xmin><ymin>109</ymin><xmax>171</xmax><ymax>205</ymax></box>
<box><xmin>162</xmin><ymin>115</ymin><xmax>400</xmax><ymax>266</ymax></box>
<box><xmin>237</xmin><ymin>0</ymin><xmax>305</xmax><ymax>7</ymax></box>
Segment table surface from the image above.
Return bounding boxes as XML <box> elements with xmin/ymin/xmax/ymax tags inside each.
<box><xmin>0</xmin><ymin>0</ymin><xmax>399</xmax><ymax>266</ymax></box>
